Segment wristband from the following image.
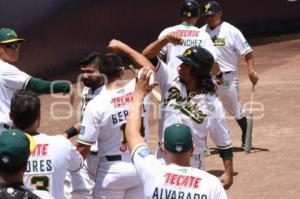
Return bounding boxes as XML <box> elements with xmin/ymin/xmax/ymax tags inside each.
<box><xmin>65</xmin><ymin>126</ymin><xmax>78</xmax><ymax>138</ymax></box>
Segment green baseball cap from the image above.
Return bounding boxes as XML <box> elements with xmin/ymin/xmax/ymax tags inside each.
<box><xmin>0</xmin><ymin>129</ymin><xmax>31</xmax><ymax>173</ymax></box>
<box><xmin>163</xmin><ymin>123</ymin><xmax>193</xmax><ymax>154</ymax></box>
<box><xmin>0</xmin><ymin>28</ymin><xmax>25</xmax><ymax>44</ymax></box>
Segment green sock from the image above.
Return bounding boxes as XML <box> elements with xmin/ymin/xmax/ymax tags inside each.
<box><xmin>236</xmin><ymin>117</ymin><xmax>247</xmax><ymax>144</ymax></box>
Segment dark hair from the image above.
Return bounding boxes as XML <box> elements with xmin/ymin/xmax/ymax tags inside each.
<box><xmin>80</xmin><ymin>52</ymin><xmax>102</xmax><ymax>69</ymax></box>
<box><xmin>10</xmin><ymin>90</ymin><xmax>40</xmax><ymax>130</ymax></box>
<box><xmin>195</xmin><ymin>74</ymin><xmax>216</xmax><ymax>94</ymax></box>
<box><xmin>99</xmin><ymin>53</ymin><xmax>123</xmax><ymax>79</ymax></box>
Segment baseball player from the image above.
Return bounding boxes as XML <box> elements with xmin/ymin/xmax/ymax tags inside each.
<box><xmin>152</xmin><ymin>0</ymin><xmax>219</xmax><ymax>74</ymax></box>
<box><xmin>0</xmin><ymin>129</ymin><xmax>54</xmax><ymax>199</ymax></box>
<box><xmin>9</xmin><ymin>90</ymin><xmax>83</xmax><ymax>199</ymax></box>
<box><xmin>125</xmin><ymin>70</ymin><xmax>228</xmax><ymax>198</ymax></box>
<box><xmin>64</xmin><ymin>52</ymin><xmax>105</xmax><ymax>199</ymax></box>
<box><xmin>0</xmin><ymin>27</ymin><xmax>72</xmax><ymax>134</ymax></box>
<box><xmin>142</xmin><ymin>41</ymin><xmax>234</xmax><ymax>189</ymax></box>
<box><xmin>76</xmin><ymin>50</ymin><xmax>151</xmax><ymax>199</ymax></box>
<box><xmin>200</xmin><ymin>1</ymin><xmax>259</xmax><ymax>149</ymax></box>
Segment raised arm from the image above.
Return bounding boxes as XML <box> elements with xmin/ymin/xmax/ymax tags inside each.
<box><xmin>107</xmin><ymin>39</ymin><xmax>155</xmax><ymax>71</ymax></box>
<box><xmin>142</xmin><ymin>31</ymin><xmax>183</xmax><ymax>59</ymax></box>
<box><xmin>125</xmin><ymin>68</ymin><xmax>154</xmax><ymax>152</ymax></box>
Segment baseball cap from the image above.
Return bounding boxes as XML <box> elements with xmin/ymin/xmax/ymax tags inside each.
<box><xmin>202</xmin><ymin>1</ymin><xmax>222</xmax><ymax>16</ymax></box>
<box><xmin>164</xmin><ymin>124</ymin><xmax>193</xmax><ymax>154</ymax></box>
<box><xmin>177</xmin><ymin>46</ymin><xmax>214</xmax><ymax>75</ymax></box>
<box><xmin>0</xmin><ymin>129</ymin><xmax>34</xmax><ymax>173</ymax></box>
<box><xmin>0</xmin><ymin>28</ymin><xmax>25</xmax><ymax>44</ymax></box>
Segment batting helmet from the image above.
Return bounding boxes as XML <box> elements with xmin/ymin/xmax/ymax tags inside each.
<box><xmin>180</xmin><ymin>0</ymin><xmax>200</xmax><ymax>18</ymax></box>
<box><xmin>177</xmin><ymin>46</ymin><xmax>214</xmax><ymax>75</ymax></box>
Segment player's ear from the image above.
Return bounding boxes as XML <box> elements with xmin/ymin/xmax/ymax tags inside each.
<box><xmin>190</xmin><ymin>144</ymin><xmax>195</xmax><ymax>156</ymax></box>
<box><xmin>161</xmin><ymin>145</ymin><xmax>167</xmax><ymax>155</ymax></box>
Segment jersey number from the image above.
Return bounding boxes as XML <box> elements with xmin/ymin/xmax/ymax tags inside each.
<box><xmin>30</xmin><ymin>176</ymin><xmax>50</xmax><ymax>191</ymax></box>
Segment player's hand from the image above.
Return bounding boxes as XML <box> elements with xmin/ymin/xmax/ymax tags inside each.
<box><xmin>107</xmin><ymin>39</ymin><xmax>127</xmax><ymax>53</ymax></box>
<box><xmin>249</xmin><ymin>71</ymin><xmax>259</xmax><ymax>86</ymax></box>
<box><xmin>135</xmin><ymin>67</ymin><xmax>157</xmax><ymax>96</ymax></box>
<box><xmin>219</xmin><ymin>172</ymin><xmax>233</xmax><ymax>190</ymax></box>
<box><xmin>165</xmin><ymin>32</ymin><xmax>183</xmax><ymax>45</ymax></box>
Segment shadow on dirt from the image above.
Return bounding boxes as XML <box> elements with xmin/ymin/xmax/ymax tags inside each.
<box><xmin>209</xmin><ymin>147</ymin><xmax>270</xmax><ymax>155</ymax></box>
<box><xmin>207</xmin><ymin>170</ymin><xmax>239</xmax><ymax>177</ymax></box>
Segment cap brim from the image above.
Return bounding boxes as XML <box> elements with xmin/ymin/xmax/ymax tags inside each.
<box><xmin>177</xmin><ymin>55</ymin><xmax>199</xmax><ymax>68</ymax></box>
<box><xmin>0</xmin><ymin>38</ymin><xmax>25</xmax><ymax>44</ymax></box>
<box><xmin>202</xmin><ymin>11</ymin><xmax>217</xmax><ymax>16</ymax></box>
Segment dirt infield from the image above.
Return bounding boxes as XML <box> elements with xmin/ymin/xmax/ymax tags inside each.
<box><xmin>38</xmin><ymin>36</ymin><xmax>300</xmax><ymax>199</ymax></box>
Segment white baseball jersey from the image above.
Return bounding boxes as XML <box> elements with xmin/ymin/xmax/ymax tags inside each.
<box><xmin>80</xmin><ymin>86</ymin><xmax>105</xmax><ymax>152</ymax></box>
<box><xmin>24</xmin><ymin>134</ymin><xmax>83</xmax><ymax>199</ymax></box>
<box><xmin>200</xmin><ymin>22</ymin><xmax>250</xmax><ymax>119</ymax></box>
<box><xmin>78</xmin><ymin>79</ymin><xmax>150</xmax><ymax>198</ymax></box>
<box><xmin>159</xmin><ymin>22</ymin><xmax>218</xmax><ymax>69</ymax></box>
<box><xmin>200</xmin><ymin>22</ymin><xmax>252</xmax><ymax>72</ymax></box>
<box><xmin>155</xmin><ymin>60</ymin><xmax>232</xmax><ymax>155</ymax></box>
<box><xmin>64</xmin><ymin>85</ymin><xmax>105</xmax><ymax>199</ymax></box>
<box><xmin>0</xmin><ymin>59</ymin><xmax>30</xmax><ymax>131</ymax></box>
<box><xmin>132</xmin><ymin>145</ymin><xmax>228</xmax><ymax>199</ymax></box>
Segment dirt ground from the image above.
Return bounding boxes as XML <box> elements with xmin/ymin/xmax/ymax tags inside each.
<box><xmin>38</xmin><ymin>35</ymin><xmax>300</xmax><ymax>199</ymax></box>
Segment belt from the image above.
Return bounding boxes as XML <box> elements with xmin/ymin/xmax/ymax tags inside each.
<box><xmin>223</xmin><ymin>71</ymin><xmax>233</xmax><ymax>74</ymax></box>
<box><xmin>90</xmin><ymin>151</ymin><xmax>98</xmax><ymax>155</ymax></box>
<box><xmin>105</xmin><ymin>155</ymin><xmax>122</xmax><ymax>161</ymax></box>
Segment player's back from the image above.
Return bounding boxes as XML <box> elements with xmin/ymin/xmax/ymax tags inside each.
<box><xmin>82</xmin><ymin>79</ymin><xmax>150</xmax><ymax>158</ymax></box>
<box><xmin>159</xmin><ymin>23</ymin><xmax>215</xmax><ymax>69</ymax></box>
<box><xmin>24</xmin><ymin>133</ymin><xmax>82</xmax><ymax>199</ymax></box>
<box><xmin>133</xmin><ymin>146</ymin><xmax>227</xmax><ymax>199</ymax></box>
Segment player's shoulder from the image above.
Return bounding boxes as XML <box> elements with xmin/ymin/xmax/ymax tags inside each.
<box><xmin>222</xmin><ymin>21</ymin><xmax>241</xmax><ymax>33</ymax></box>
<box><xmin>37</xmin><ymin>133</ymin><xmax>72</xmax><ymax>147</ymax></box>
<box><xmin>159</xmin><ymin>24</ymin><xmax>181</xmax><ymax>38</ymax></box>
<box><xmin>0</xmin><ymin>59</ymin><xmax>20</xmax><ymax>73</ymax></box>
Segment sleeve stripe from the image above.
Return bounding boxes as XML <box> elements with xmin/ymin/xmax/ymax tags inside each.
<box><xmin>23</xmin><ymin>76</ymin><xmax>31</xmax><ymax>89</ymax></box>
<box><xmin>77</xmin><ymin>139</ymin><xmax>95</xmax><ymax>146</ymax></box>
<box><xmin>131</xmin><ymin>143</ymin><xmax>148</xmax><ymax>160</ymax></box>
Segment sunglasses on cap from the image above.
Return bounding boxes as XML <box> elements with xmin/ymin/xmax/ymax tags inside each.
<box><xmin>1</xmin><ymin>43</ymin><xmax>21</xmax><ymax>49</ymax></box>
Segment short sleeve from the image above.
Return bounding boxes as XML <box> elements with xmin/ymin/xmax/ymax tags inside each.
<box><xmin>67</xmin><ymin>141</ymin><xmax>83</xmax><ymax>172</ymax></box>
<box><xmin>77</xmin><ymin>101</ymin><xmax>101</xmax><ymax>146</ymax></box>
<box><xmin>132</xmin><ymin>145</ymin><xmax>162</xmax><ymax>187</ymax></box>
<box><xmin>0</xmin><ymin>62</ymin><xmax>30</xmax><ymax>89</ymax></box>
<box><xmin>233</xmin><ymin>29</ymin><xmax>252</xmax><ymax>56</ymax></box>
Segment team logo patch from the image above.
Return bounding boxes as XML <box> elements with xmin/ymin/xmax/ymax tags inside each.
<box><xmin>183</xmin><ymin>49</ymin><xmax>192</xmax><ymax>57</ymax></box>
<box><xmin>175</xmin><ymin>144</ymin><xmax>183</xmax><ymax>152</ymax></box>
<box><xmin>205</xmin><ymin>3</ymin><xmax>211</xmax><ymax>13</ymax></box>
<box><xmin>79</xmin><ymin>126</ymin><xmax>86</xmax><ymax>135</ymax></box>
<box><xmin>137</xmin><ymin>147</ymin><xmax>151</xmax><ymax>158</ymax></box>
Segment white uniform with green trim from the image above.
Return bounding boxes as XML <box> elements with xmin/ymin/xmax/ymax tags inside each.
<box><xmin>64</xmin><ymin>86</ymin><xmax>104</xmax><ymax>199</ymax></box>
<box><xmin>132</xmin><ymin>145</ymin><xmax>228</xmax><ymax>199</ymax></box>
<box><xmin>78</xmin><ymin>79</ymin><xmax>150</xmax><ymax>199</ymax></box>
<box><xmin>155</xmin><ymin>60</ymin><xmax>232</xmax><ymax>169</ymax></box>
<box><xmin>158</xmin><ymin>22</ymin><xmax>218</xmax><ymax>70</ymax></box>
<box><xmin>0</xmin><ymin>59</ymin><xmax>30</xmax><ymax>133</ymax></box>
<box><xmin>200</xmin><ymin>22</ymin><xmax>252</xmax><ymax>119</ymax></box>
<box><xmin>24</xmin><ymin>134</ymin><xmax>83</xmax><ymax>199</ymax></box>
